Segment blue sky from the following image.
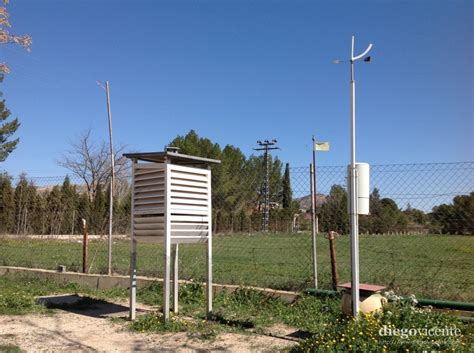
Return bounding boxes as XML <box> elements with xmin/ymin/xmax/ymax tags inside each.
<box><xmin>0</xmin><ymin>0</ymin><xmax>472</xmax><ymax>177</ymax></box>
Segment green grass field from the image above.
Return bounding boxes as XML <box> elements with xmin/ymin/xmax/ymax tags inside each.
<box><xmin>0</xmin><ymin>233</ymin><xmax>473</xmax><ymax>301</ymax></box>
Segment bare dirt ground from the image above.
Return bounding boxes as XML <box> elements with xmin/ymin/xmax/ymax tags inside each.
<box><xmin>0</xmin><ymin>298</ymin><xmax>297</xmax><ymax>352</ymax></box>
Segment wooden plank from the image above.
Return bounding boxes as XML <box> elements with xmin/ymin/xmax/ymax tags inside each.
<box><xmin>134</xmin><ymin>185</ymin><xmax>165</xmax><ymax>194</ymax></box>
<box><xmin>170</xmin><ymin>171</ymin><xmax>208</xmax><ymax>183</ymax></box>
<box><xmin>135</xmin><ymin>173</ymin><xmax>165</xmax><ymax>182</ymax></box>
<box><xmin>135</xmin><ymin>167</ymin><xmax>164</xmax><ymax>176</ymax></box>
<box><xmin>135</xmin><ymin>179</ymin><xmax>165</xmax><ymax>188</ymax></box>
<box><xmin>170</xmin><ymin>204</ymin><xmax>208</xmax><ymax>211</ymax></box>
<box><xmin>169</xmin><ymin>185</ymin><xmax>208</xmax><ymax>194</ymax></box>
<box><xmin>170</xmin><ymin>198</ymin><xmax>208</xmax><ymax>206</ymax></box>
<box><xmin>134</xmin><ymin>223</ymin><xmax>164</xmax><ymax>230</ymax></box>
<box><xmin>170</xmin><ymin>209</ymin><xmax>208</xmax><ymax>216</ymax></box>
<box><xmin>134</xmin><ymin>191</ymin><xmax>165</xmax><ymax>200</ymax></box>
<box><xmin>134</xmin><ymin>229</ymin><xmax>165</xmax><ymax>236</ymax></box>
<box><xmin>134</xmin><ymin>216</ymin><xmax>164</xmax><ymax>224</ymax></box>
<box><xmin>171</xmin><ymin>222</ymin><xmax>209</xmax><ymax>229</ymax></box>
<box><xmin>136</xmin><ymin>163</ymin><xmax>164</xmax><ymax>170</ymax></box>
<box><xmin>171</xmin><ymin>230</ymin><xmax>209</xmax><ymax>235</ymax></box>
<box><xmin>170</xmin><ymin>179</ymin><xmax>208</xmax><ymax>189</ymax></box>
<box><xmin>168</xmin><ymin>164</ymin><xmax>211</xmax><ymax>175</ymax></box>
<box><xmin>170</xmin><ymin>191</ymin><xmax>207</xmax><ymax>200</ymax></box>
<box><xmin>170</xmin><ymin>215</ymin><xmax>209</xmax><ymax>223</ymax></box>
<box><xmin>134</xmin><ymin>207</ymin><xmax>165</xmax><ymax>215</ymax></box>
<box><xmin>135</xmin><ymin>236</ymin><xmax>164</xmax><ymax>243</ymax></box>
<box><xmin>171</xmin><ymin>237</ymin><xmax>208</xmax><ymax>244</ymax></box>
<box><xmin>134</xmin><ymin>199</ymin><xmax>164</xmax><ymax>207</ymax></box>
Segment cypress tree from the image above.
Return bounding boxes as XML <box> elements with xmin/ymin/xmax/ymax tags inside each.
<box><xmin>0</xmin><ymin>173</ymin><xmax>15</xmax><ymax>233</ymax></box>
<box><xmin>281</xmin><ymin>163</ymin><xmax>292</xmax><ymax>209</ymax></box>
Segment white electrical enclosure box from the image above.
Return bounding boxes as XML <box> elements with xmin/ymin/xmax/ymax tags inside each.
<box><xmin>348</xmin><ymin>162</ymin><xmax>370</xmax><ymax>215</ymax></box>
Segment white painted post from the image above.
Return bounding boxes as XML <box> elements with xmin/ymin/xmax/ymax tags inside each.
<box><xmin>173</xmin><ymin>244</ymin><xmax>179</xmax><ymax>314</ymax></box>
<box><xmin>163</xmin><ymin>161</ymin><xmax>171</xmax><ymax>321</ymax></box>
<box><xmin>348</xmin><ymin>35</ymin><xmax>373</xmax><ymax>318</ymax></box>
<box><xmin>207</xmin><ymin>166</ymin><xmax>213</xmax><ymax>317</ymax></box>
<box><xmin>310</xmin><ymin>163</ymin><xmax>318</xmax><ymax>289</ymax></box>
<box><xmin>129</xmin><ymin>159</ymin><xmax>137</xmax><ymax>321</ymax></box>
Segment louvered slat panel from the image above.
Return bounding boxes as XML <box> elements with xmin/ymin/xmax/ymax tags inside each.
<box><xmin>134</xmin><ymin>199</ymin><xmax>164</xmax><ymax>206</ymax></box>
<box><xmin>170</xmin><ymin>215</ymin><xmax>209</xmax><ymax>223</ymax></box>
<box><xmin>169</xmin><ymin>185</ymin><xmax>208</xmax><ymax>194</ymax></box>
<box><xmin>134</xmin><ymin>191</ymin><xmax>165</xmax><ymax>200</ymax></box>
<box><xmin>135</xmin><ymin>173</ymin><xmax>165</xmax><ymax>182</ymax></box>
<box><xmin>135</xmin><ymin>223</ymin><xmax>164</xmax><ymax>230</ymax></box>
<box><xmin>134</xmin><ymin>216</ymin><xmax>164</xmax><ymax>223</ymax></box>
<box><xmin>170</xmin><ymin>191</ymin><xmax>207</xmax><ymax>200</ymax></box>
<box><xmin>170</xmin><ymin>179</ymin><xmax>208</xmax><ymax>188</ymax></box>
<box><xmin>135</xmin><ymin>185</ymin><xmax>165</xmax><ymax>194</ymax></box>
<box><xmin>135</xmin><ymin>179</ymin><xmax>165</xmax><ymax>188</ymax></box>
<box><xmin>169</xmin><ymin>171</ymin><xmax>208</xmax><ymax>183</ymax></box>
<box><xmin>134</xmin><ymin>207</ymin><xmax>165</xmax><ymax>215</ymax></box>
<box><xmin>170</xmin><ymin>198</ymin><xmax>208</xmax><ymax>206</ymax></box>
<box><xmin>135</xmin><ymin>229</ymin><xmax>165</xmax><ymax>236</ymax></box>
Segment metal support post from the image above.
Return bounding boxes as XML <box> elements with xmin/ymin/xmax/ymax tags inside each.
<box><xmin>129</xmin><ymin>159</ymin><xmax>137</xmax><ymax>321</ymax></box>
<box><xmin>310</xmin><ymin>163</ymin><xmax>318</xmax><ymax>289</ymax></box>
<box><xmin>173</xmin><ymin>244</ymin><xmax>179</xmax><ymax>314</ymax></box>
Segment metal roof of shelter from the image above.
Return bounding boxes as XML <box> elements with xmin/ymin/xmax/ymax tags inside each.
<box><xmin>123</xmin><ymin>151</ymin><xmax>221</xmax><ymax>167</ymax></box>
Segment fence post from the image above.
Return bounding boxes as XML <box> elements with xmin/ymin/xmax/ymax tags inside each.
<box><xmin>81</xmin><ymin>219</ymin><xmax>88</xmax><ymax>274</ymax></box>
<box><xmin>310</xmin><ymin>163</ymin><xmax>318</xmax><ymax>289</ymax></box>
<box><xmin>327</xmin><ymin>231</ymin><xmax>339</xmax><ymax>290</ymax></box>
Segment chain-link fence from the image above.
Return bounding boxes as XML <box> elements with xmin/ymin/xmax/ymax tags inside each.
<box><xmin>0</xmin><ymin>162</ymin><xmax>473</xmax><ymax>301</ymax></box>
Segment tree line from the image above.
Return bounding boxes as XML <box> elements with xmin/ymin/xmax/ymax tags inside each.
<box><xmin>318</xmin><ymin>185</ymin><xmax>473</xmax><ymax>235</ymax></box>
<box><xmin>0</xmin><ymin>130</ymin><xmax>472</xmax><ymax>235</ymax></box>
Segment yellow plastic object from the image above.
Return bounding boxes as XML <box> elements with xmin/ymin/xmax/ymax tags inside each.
<box><xmin>342</xmin><ymin>292</ymin><xmax>387</xmax><ymax>315</ymax></box>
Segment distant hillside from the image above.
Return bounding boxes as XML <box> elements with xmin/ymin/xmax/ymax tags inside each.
<box><xmin>295</xmin><ymin>193</ymin><xmax>327</xmax><ymax>211</ymax></box>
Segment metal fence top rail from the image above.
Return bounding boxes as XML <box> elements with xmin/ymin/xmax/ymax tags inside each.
<box><xmin>123</xmin><ymin>151</ymin><xmax>221</xmax><ymax>167</ymax></box>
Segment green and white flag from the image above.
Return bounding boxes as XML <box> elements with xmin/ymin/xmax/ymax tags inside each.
<box><xmin>314</xmin><ymin>142</ymin><xmax>330</xmax><ymax>151</ymax></box>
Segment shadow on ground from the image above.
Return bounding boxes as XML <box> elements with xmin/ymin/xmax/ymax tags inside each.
<box><xmin>36</xmin><ymin>294</ymin><xmax>146</xmax><ymax>318</ymax></box>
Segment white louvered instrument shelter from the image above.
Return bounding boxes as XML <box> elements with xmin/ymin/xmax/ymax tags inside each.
<box><xmin>132</xmin><ymin>162</ymin><xmax>211</xmax><ymax>244</ymax></box>
<box><xmin>125</xmin><ymin>150</ymin><xmax>220</xmax><ymax>322</ymax></box>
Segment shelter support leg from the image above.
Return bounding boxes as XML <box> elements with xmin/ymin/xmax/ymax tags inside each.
<box><xmin>173</xmin><ymin>244</ymin><xmax>179</xmax><ymax>314</ymax></box>
<box><xmin>163</xmin><ymin>239</ymin><xmax>171</xmax><ymax>321</ymax></box>
<box><xmin>206</xmin><ymin>237</ymin><xmax>213</xmax><ymax>318</ymax></box>
<box><xmin>129</xmin><ymin>238</ymin><xmax>137</xmax><ymax>321</ymax></box>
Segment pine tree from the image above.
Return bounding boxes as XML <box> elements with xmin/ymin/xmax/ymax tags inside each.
<box><xmin>0</xmin><ymin>75</ymin><xmax>20</xmax><ymax>161</ymax></box>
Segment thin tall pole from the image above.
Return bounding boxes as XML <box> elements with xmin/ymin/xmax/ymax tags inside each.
<box><xmin>129</xmin><ymin>159</ymin><xmax>137</xmax><ymax>321</ymax></box>
<box><xmin>105</xmin><ymin>81</ymin><xmax>115</xmax><ymax>276</ymax></box>
<box><xmin>312</xmin><ymin>135</ymin><xmax>319</xmax><ymax>234</ymax></box>
<box><xmin>163</xmin><ymin>160</ymin><xmax>171</xmax><ymax>321</ymax></box>
<box><xmin>310</xmin><ymin>163</ymin><xmax>318</xmax><ymax>289</ymax></box>
<box><xmin>349</xmin><ymin>36</ymin><xmax>360</xmax><ymax>317</ymax></box>
<box><xmin>207</xmin><ymin>166</ymin><xmax>213</xmax><ymax>317</ymax></box>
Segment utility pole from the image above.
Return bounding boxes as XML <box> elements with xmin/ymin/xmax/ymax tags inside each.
<box><xmin>105</xmin><ymin>81</ymin><xmax>114</xmax><ymax>276</ymax></box>
<box><xmin>98</xmin><ymin>80</ymin><xmax>115</xmax><ymax>276</ymax></box>
<box><xmin>254</xmin><ymin>139</ymin><xmax>279</xmax><ymax>232</ymax></box>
